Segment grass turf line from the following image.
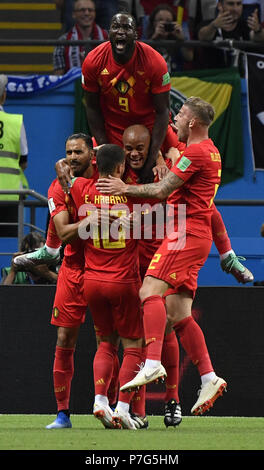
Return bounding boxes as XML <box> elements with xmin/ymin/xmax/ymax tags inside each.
<box><xmin>0</xmin><ymin>415</ymin><xmax>264</xmax><ymax>450</ymax></box>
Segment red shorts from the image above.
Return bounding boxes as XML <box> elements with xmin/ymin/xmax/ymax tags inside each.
<box><xmin>83</xmin><ymin>279</ymin><xmax>144</xmax><ymax>339</ymax></box>
<box><xmin>51</xmin><ymin>262</ymin><xmax>87</xmax><ymax>328</ymax></box>
<box><xmin>145</xmin><ymin>233</ymin><xmax>212</xmax><ymax>298</ymax></box>
<box><xmin>138</xmin><ymin>238</ymin><xmax>162</xmax><ymax>280</ymax></box>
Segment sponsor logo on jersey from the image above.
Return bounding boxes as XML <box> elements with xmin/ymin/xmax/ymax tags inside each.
<box><xmin>100</xmin><ymin>68</ymin><xmax>109</xmax><ymax>75</ymax></box>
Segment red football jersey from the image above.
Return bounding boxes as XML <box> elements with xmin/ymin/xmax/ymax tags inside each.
<box><xmin>123</xmin><ymin>160</ymin><xmax>172</xmax><ymax>243</ymax></box>
<box><xmin>70</xmin><ymin>177</ymin><xmax>140</xmax><ymax>282</ymax></box>
<box><xmin>81</xmin><ymin>41</ymin><xmax>171</xmax><ymax>144</ymax></box>
<box><xmin>167</xmin><ymin>139</ymin><xmax>222</xmax><ymax>240</ymax></box>
<box><xmin>48</xmin><ymin>179</ymin><xmax>85</xmax><ymax>268</ymax></box>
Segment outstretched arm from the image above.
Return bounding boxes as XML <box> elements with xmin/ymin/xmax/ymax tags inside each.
<box><xmin>96</xmin><ymin>170</ymin><xmax>184</xmax><ymax>200</ymax></box>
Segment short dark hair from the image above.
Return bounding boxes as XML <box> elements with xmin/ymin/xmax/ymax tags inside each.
<box><xmin>96</xmin><ymin>144</ymin><xmax>125</xmax><ymax>174</ymax></box>
<box><xmin>20</xmin><ymin>231</ymin><xmax>46</xmax><ymax>252</ymax></box>
<box><xmin>110</xmin><ymin>12</ymin><xmax>137</xmax><ymax>30</ymax></box>
<box><xmin>66</xmin><ymin>133</ymin><xmax>93</xmax><ymax>149</ymax></box>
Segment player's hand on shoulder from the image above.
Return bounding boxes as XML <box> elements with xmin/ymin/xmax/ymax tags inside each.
<box><xmin>96</xmin><ymin>175</ymin><xmax>127</xmax><ymax>195</ymax></box>
<box><xmin>152</xmin><ymin>163</ymin><xmax>169</xmax><ymax>180</ymax></box>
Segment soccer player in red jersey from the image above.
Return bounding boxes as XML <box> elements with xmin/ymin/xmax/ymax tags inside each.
<box><xmin>62</xmin><ymin>144</ymin><xmax>146</xmax><ymax>429</ymax></box>
<box><xmin>81</xmin><ymin>9</ymin><xmax>253</xmax><ymax>281</ymax></box>
<box><xmin>122</xmin><ymin>124</ymin><xmax>182</xmax><ymax>427</ymax></box>
<box><xmin>81</xmin><ymin>12</ymin><xmax>185</xmax><ymax>182</ymax></box>
<box><xmin>96</xmin><ymin>97</ymin><xmax>228</xmax><ymax>416</ymax></box>
<box><xmin>44</xmin><ymin>134</ymin><xmax>95</xmax><ymax>429</ymax></box>
<box><xmin>14</xmin><ymin>134</ymin><xmax>122</xmax><ymax>429</ymax></box>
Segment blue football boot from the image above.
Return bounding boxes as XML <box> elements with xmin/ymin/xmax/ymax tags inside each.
<box><xmin>46</xmin><ymin>411</ymin><xmax>72</xmax><ymax>429</ymax></box>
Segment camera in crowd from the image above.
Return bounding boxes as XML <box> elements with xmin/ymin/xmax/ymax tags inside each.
<box><xmin>164</xmin><ymin>22</ymin><xmax>174</xmax><ymax>33</ymax></box>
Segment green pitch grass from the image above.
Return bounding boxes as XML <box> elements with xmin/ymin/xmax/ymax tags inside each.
<box><xmin>0</xmin><ymin>415</ymin><xmax>263</xmax><ymax>451</ymax></box>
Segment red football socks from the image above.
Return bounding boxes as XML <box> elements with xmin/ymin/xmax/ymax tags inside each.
<box><xmin>142</xmin><ymin>295</ymin><xmax>167</xmax><ymax>361</ymax></box>
<box><xmin>118</xmin><ymin>347</ymin><xmax>143</xmax><ymax>405</ymax></box>
<box><xmin>161</xmin><ymin>331</ymin><xmax>180</xmax><ymax>403</ymax></box>
<box><xmin>131</xmin><ymin>347</ymin><xmax>147</xmax><ymax>417</ymax></box>
<box><xmin>53</xmin><ymin>346</ymin><xmax>75</xmax><ymax>411</ymax></box>
<box><xmin>211</xmin><ymin>206</ymin><xmax>232</xmax><ymax>255</ymax></box>
<box><xmin>174</xmin><ymin>316</ymin><xmax>214</xmax><ymax>376</ymax></box>
<box><xmin>93</xmin><ymin>342</ymin><xmax>118</xmax><ymax>397</ymax></box>
<box><xmin>107</xmin><ymin>352</ymin><xmax>120</xmax><ymax>407</ymax></box>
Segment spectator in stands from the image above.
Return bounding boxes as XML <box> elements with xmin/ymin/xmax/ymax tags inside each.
<box><xmin>197</xmin><ymin>0</ymin><xmax>264</xmax><ymax>69</ymax></box>
<box><xmin>138</xmin><ymin>1</ymin><xmax>189</xmax><ymax>40</ymax></box>
<box><xmin>53</xmin><ymin>0</ymin><xmax>108</xmax><ymax>75</ymax></box>
<box><xmin>0</xmin><ymin>75</ymin><xmax>29</xmax><ymax>237</ymax></box>
<box><xmin>140</xmin><ymin>0</ymin><xmax>188</xmax><ymax>17</ymax></box>
<box><xmin>1</xmin><ymin>232</ymin><xmax>58</xmax><ymax>285</ymax></box>
<box><xmin>142</xmin><ymin>3</ymin><xmax>193</xmax><ymax>73</ymax></box>
<box><xmin>242</xmin><ymin>1</ymin><xmax>264</xmax><ymax>23</ymax></box>
<box><xmin>54</xmin><ymin>0</ymin><xmax>119</xmax><ymax>32</ymax></box>
<box><xmin>188</xmin><ymin>1</ymin><xmax>218</xmax><ymax>38</ymax></box>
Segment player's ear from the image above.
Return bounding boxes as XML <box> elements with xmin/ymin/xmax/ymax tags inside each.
<box><xmin>189</xmin><ymin>118</ymin><xmax>197</xmax><ymax>129</ymax></box>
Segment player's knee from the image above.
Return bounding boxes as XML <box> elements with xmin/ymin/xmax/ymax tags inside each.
<box><xmin>57</xmin><ymin>328</ymin><xmax>77</xmax><ymax>348</ymax></box>
<box><xmin>139</xmin><ymin>276</ymin><xmax>156</xmax><ymax>301</ymax></box>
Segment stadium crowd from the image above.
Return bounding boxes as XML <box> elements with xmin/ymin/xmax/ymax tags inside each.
<box><xmin>52</xmin><ymin>0</ymin><xmax>264</xmax><ymax>75</ymax></box>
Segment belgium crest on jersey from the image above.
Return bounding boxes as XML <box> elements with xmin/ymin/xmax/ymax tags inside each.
<box><xmin>115</xmin><ymin>80</ymin><xmax>130</xmax><ymax>95</ymax></box>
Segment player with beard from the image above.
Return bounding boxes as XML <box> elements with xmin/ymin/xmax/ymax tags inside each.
<box><xmin>14</xmin><ymin>134</ymin><xmax>100</xmax><ymax>429</ymax></box>
<box><xmin>54</xmin><ymin>144</ymin><xmax>146</xmax><ymax>430</ymax></box>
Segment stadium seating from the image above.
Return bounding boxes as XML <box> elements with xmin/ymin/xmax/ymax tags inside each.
<box><xmin>0</xmin><ymin>1</ymin><xmax>61</xmax><ymax>74</ymax></box>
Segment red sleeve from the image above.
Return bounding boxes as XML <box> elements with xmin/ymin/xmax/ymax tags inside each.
<box><xmin>146</xmin><ymin>47</ymin><xmax>171</xmax><ymax>95</ymax></box>
<box><xmin>48</xmin><ymin>180</ymin><xmax>68</xmax><ymax>217</ymax></box>
<box><xmin>81</xmin><ymin>48</ymin><xmax>101</xmax><ymax>93</ymax></box>
<box><xmin>170</xmin><ymin>145</ymin><xmax>205</xmax><ymax>182</ymax></box>
<box><xmin>69</xmin><ymin>177</ymin><xmax>88</xmax><ymax>208</ymax></box>
<box><xmin>48</xmin><ymin>180</ymin><xmax>68</xmax><ymax>218</ymax></box>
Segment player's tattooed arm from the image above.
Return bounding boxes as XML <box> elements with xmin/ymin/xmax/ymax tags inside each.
<box><xmin>128</xmin><ymin>171</ymin><xmax>184</xmax><ymax>199</ymax></box>
<box><xmin>96</xmin><ymin>171</ymin><xmax>184</xmax><ymax>200</ymax></box>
